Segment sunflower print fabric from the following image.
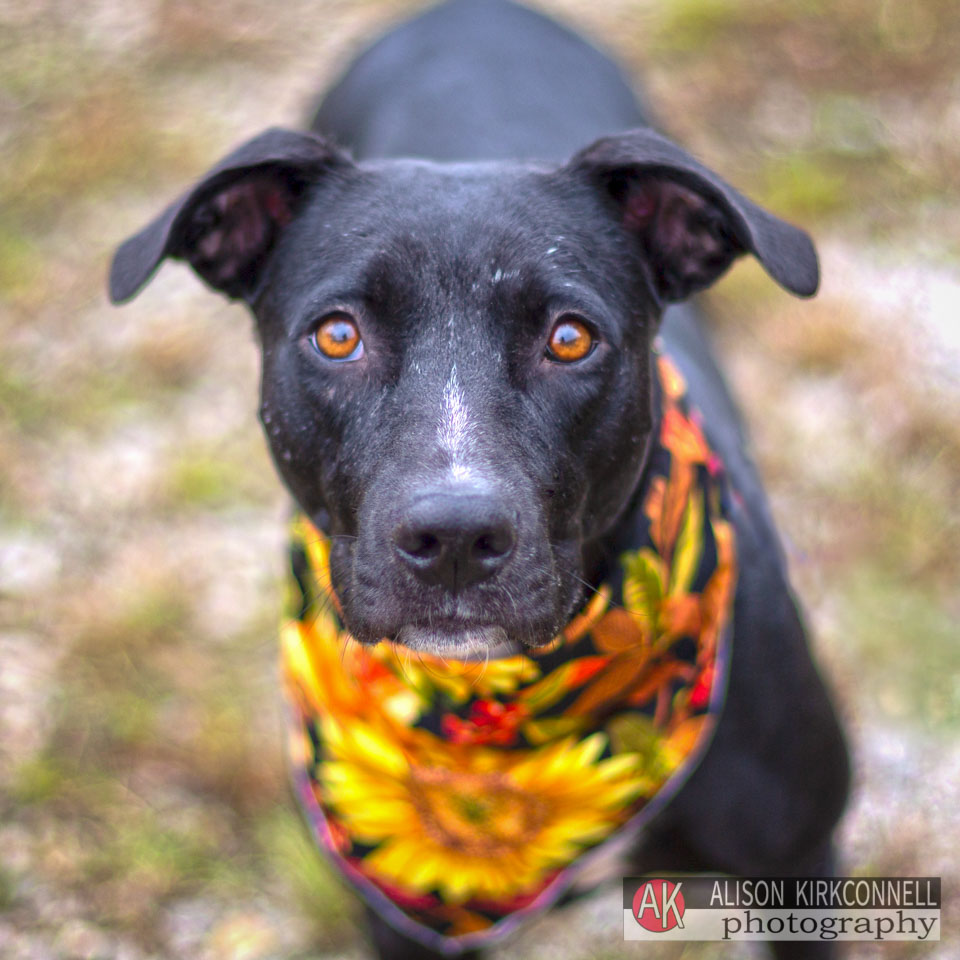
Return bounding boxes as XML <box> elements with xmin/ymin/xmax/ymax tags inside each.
<box><xmin>281</xmin><ymin>350</ymin><xmax>737</xmax><ymax>953</ymax></box>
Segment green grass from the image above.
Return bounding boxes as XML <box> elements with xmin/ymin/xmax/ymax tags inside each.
<box><xmin>649</xmin><ymin>0</ymin><xmax>752</xmax><ymax>53</ymax></box>
<box><xmin>759</xmin><ymin>151</ymin><xmax>850</xmax><ymax>220</ymax></box>
<box><xmin>0</xmin><ymin>866</ymin><xmax>15</xmax><ymax>913</ymax></box>
<box><xmin>837</xmin><ymin>570</ymin><xmax>960</xmax><ymax>728</ymax></box>
<box><xmin>257</xmin><ymin>809</ymin><xmax>359</xmax><ymax>947</ymax></box>
<box><xmin>85</xmin><ymin>809</ymin><xmax>220</xmax><ymax>895</ymax></box>
<box><xmin>162</xmin><ymin>444</ymin><xmax>276</xmax><ymax>511</ymax></box>
<box><xmin>0</xmin><ymin>344</ymin><xmax>193</xmax><ymax>436</ymax></box>
<box><xmin>8</xmin><ymin>753</ymin><xmax>69</xmax><ymax>807</ymax></box>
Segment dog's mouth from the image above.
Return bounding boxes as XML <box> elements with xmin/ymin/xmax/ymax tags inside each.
<box><xmin>392</xmin><ymin>621</ymin><xmax>517</xmax><ymax>660</ymax></box>
<box><xmin>339</xmin><ymin>568</ymin><xmax>583</xmax><ymax>658</ymax></box>
<box><xmin>335</xmin><ymin>524</ymin><xmax>587</xmax><ymax>659</ymax></box>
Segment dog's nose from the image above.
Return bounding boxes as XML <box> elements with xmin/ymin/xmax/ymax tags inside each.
<box><xmin>392</xmin><ymin>490</ymin><xmax>517</xmax><ymax>592</ymax></box>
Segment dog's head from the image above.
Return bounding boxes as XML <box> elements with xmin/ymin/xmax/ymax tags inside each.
<box><xmin>110</xmin><ymin>127</ymin><xmax>817</xmax><ymax>655</ymax></box>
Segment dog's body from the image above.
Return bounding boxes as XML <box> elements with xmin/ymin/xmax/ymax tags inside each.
<box><xmin>110</xmin><ymin>1</ymin><xmax>849</xmax><ymax>957</ymax></box>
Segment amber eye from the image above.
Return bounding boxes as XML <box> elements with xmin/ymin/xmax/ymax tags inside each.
<box><xmin>312</xmin><ymin>314</ymin><xmax>364</xmax><ymax>362</ymax></box>
<box><xmin>545</xmin><ymin>316</ymin><xmax>595</xmax><ymax>363</ymax></box>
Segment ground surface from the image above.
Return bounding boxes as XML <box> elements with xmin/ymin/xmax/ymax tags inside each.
<box><xmin>1</xmin><ymin>0</ymin><xmax>958</xmax><ymax>958</ymax></box>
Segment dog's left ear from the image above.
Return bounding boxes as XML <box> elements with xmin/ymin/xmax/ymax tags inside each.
<box><xmin>568</xmin><ymin>128</ymin><xmax>818</xmax><ymax>302</ymax></box>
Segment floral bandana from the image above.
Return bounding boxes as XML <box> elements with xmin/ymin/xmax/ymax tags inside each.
<box><xmin>281</xmin><ymin>351</ymin><xmax>737</xmax><ymax>955</ymax></box>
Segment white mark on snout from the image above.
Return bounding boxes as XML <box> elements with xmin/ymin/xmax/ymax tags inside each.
<box><xmin>438</xmin><ymin>363</ymin><xmax>478</xmax><ymax>480</ymax></box>
<box><xmin>439</xmin><ymin>364</ymin><xmax>470</xmax><ymax>453</ymax></box>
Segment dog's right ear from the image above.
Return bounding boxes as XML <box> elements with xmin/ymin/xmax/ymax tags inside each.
<box><xmin>108</xmin><ymin>128</ymin><xmax>351</xmax><ymax>304</ymax></box>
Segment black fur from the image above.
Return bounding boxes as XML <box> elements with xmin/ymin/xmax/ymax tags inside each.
<box><xmin>109</xmin><ymin>0</ymin><xmax>849</xmax><ymax>956</ymax></box>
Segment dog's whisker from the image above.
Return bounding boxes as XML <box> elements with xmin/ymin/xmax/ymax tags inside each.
<box><xmin>395</xmin><ymin>646</ymin><xmax>417</xmax><ymax>690</ymax></box>
<box><xmin>479</xmin><ymin>644</ymin><xmax>491</xmax><ymax>685</ymax></box>
<box><xmin>555</xmin><ymin>563</ymin><xmax>629</xmax><ymax>614</ymax></box>
<box><xmin>302</xmin><ymin>532</ymin><xmax>358</xmax><ymax>543</ymax></box>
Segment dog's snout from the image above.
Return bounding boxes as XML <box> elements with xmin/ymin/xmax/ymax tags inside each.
<box><xmin>392</xmin><ymin>489</ymin><xmax>516</xmax><ymax>592</ymax></box>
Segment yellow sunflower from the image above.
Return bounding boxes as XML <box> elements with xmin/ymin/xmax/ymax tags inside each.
<box><xmin>319</xmin><ymin>715</ymin><xmax>646</xmax><ymax>903</ymax></box>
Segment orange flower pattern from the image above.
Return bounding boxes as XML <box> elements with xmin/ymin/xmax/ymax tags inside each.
<box><xmin>282</xmin><ymin>349</ymin><xmax>737</xmax><ymax>952</ymax></box>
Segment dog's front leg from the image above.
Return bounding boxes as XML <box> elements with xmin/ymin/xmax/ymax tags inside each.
<box><xmin>768</xmin><ymin>841</ymin><xmax>842</xmax><ymax>959</ymax></box>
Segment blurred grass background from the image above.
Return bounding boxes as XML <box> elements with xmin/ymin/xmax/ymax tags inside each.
<box><xmin>1</xmin><ymin>0</ymin><xmax>958</xmax><ymax>957</ymax></box>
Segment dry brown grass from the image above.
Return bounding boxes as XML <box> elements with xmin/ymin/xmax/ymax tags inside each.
<box><xmin>2</xmin><ymin>1</ymin><xmax>957</xmax><ymax>957</ymax></box>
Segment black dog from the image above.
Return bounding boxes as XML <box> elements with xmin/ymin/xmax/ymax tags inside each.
<box><xmin>109</xmin><ymin>1</ymin><xmax>849</xmax><ymax>957</ymax></box>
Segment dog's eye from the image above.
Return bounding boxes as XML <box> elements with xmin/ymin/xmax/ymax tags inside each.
<box><xmin>312</xmin><ymin>314</ymin><xmax>364</xmax><ymax>362</ymax></box>
<box><xmin>545</xmin><ymin>316</ymin><xmax>595</xmax><ymax>363</ymax></box>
